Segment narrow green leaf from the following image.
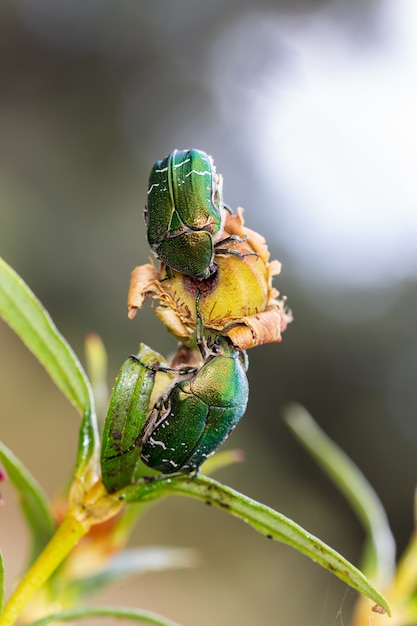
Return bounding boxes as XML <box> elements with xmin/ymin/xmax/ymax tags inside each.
<box><xmin>0</xmin><ymin>257</ymin><xmax>99</xmax><ymax>474</ymax></box>
<box><xmin>84</xmin><ymin>333</ymin><xmax>109</xmax><ymax>426</ymax></box>
<box><xmin>0</xmin><ymin>257</ymin><xmax>90</xmax><ymax>415</ymax></box>
<box><xmin>65</xmin><ymin>546</ymin><xmax>198</xmax><ymax>599</ymax></box>
<box><xmin>0</xmin><ymin>550</ymin><xmax>4</xmax><ymax>612</ymax></box>
<box><xmin>200</xmin><ymin>448</ymin><xmax>245</xmax><ymax>475</ymax></box>
<box><xmin>0</xmin><ymin>441</ymin><xmax>55</xmax><ymax>565</ymax></box>
<box><xmin>26</xmin><ymin>606</ymin><xmax>182</xmax><ymax>626</ymax></box>
<box><xmin>100</xmin><ymin>348</ymin><xmax>156</xmax><ymax>493</ymax></box>
<box><xmin>121</xmin><ymin>475</ymin><xmax>391</xmax><ymax>615</ymax></box>
<box><xmin>76</xmin><ymin>406</ymin><xmax>99</xmax><ymax>479</ymax></box>
<box><xmin>101</xmin><ymin>345</ymin><xmax>173</xmax><ymax>493</ymax></box>
<box><xmin>283</xmin><ymin>403</ymin><xmax>396</xmax><ymax>585</ymax></box>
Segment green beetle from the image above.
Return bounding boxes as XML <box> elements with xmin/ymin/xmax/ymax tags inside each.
<box><xmin>138</xmin><ymin>332</ymin><xmax>249</xmax><ymax>474</ymax></box>
<box><xmin>146</xmin><ymin>148</ymin><xmax>247</xmax><ymax>280</ymax></box>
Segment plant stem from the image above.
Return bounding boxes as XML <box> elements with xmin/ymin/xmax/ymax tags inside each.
<box><xmin>0</xmin><ymin>514</ymin><xmax>88</xmax><ymax>626</ymax></box>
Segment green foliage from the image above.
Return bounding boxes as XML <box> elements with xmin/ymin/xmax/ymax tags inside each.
<box><xmin>0</xmin><ymin>258</ymin><xmax>91</xmax><ymax>418</ymax></box>
<box><xmin>0</xmin><ymin>442</ymin><xmax>55</xmax><ymax>566</ymax></box>
<box><xmin>0</xmin><ymin>257</ymin><xmax>99</xmax><ymax>478</ymax></box>
<box><xmin>284</xmin><ymin>404</ymin><xmax>396</xmax><ymax>586</ymax></box>
<box><xmin>27</xmin><ymin>607</ymin><xmax>182</xmax><ymax>625</ymax></box>
<box><xmin>121</xmin><ymin>474</ymin><xmax>391</xmax><ymax>613</ymax></box>
<box><xmin>62</xmin><ymin>546</ymin><xmax>197</xmax><ymax>602</ymax></box>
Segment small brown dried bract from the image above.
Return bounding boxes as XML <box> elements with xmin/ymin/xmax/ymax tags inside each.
<box><xmin>127</xmin><ymin>262</ymin><xmax>160</xmax><ymax>320</ymax></box>
<box><xmin>371</xmin><ymin>604</ymin><xmax>386</xmax><ymax>615</ymax></box>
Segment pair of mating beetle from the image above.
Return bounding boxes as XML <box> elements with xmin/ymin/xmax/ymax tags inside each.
<box><xmin>101</xmin><ymin>149</ymin><xmax>252</xmax><ymax>492</ymax></box>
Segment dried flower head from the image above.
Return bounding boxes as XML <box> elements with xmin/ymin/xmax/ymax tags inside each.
<box><xmin>128</xmin><ymin>208</ymin><xmax>292</xmax><ymax>350</ymax></box>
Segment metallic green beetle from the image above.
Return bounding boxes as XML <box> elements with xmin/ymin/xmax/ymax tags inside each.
<box><xmin>138</xmin><ymin>332</ymin><xmax>249</xmax><ymax>474</ymax></box>
<box><xmin>145</xmin><ymin>148</ymin><xmax>229</xmax><ymax>280</ymax></box>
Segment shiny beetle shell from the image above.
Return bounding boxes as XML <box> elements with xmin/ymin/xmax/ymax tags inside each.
<box><xmin>140</xmin><ymin>334</ymin><xmax>249</xmax><ymax>474</ymax></box>
<box><xmin>145</xmin><ymin>148</ymin><xmax>225</xmax><ymax>279</ymax></box>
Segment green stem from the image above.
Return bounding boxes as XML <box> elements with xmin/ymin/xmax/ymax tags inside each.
<box><xmin>0</xmin><ymin>514</ymin><xmax>88</xmax><ymax>626</ymax></box>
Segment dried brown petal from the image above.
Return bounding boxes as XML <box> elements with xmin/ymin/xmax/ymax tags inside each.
<box><xmin>127</xmin><ymin>263</ymin><xmax>160</xmax><ymax>319</ymax></box>
<box><xmin>224</xmin><ymin>306</ymin><xmax>284</xmax><ymax>350</ymax></box>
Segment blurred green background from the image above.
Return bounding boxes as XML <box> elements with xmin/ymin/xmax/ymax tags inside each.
<box><xmin>1</xmin><ymin>1</ymin><xmax>417</xmax><ymax>624</ymax></box>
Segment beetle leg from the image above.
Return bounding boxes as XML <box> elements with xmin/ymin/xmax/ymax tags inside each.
<box><xmin>215</xmin><ymin>234</ymin><xmax>245</xmax><ymax>246</ymax></box>
<box><xmin>129</xmin><ymin>354</ymin><xmax>197</xmax><ymax>377</ymax></box>
<box><xmin>214</xmin><ymin>235</ymin><xmax>259</xmax><ymax>261</ymax></box>
<box><xmin>215</xmin><ymin>247</ymin><xmax>259</xmax><ymax>260</ymax></box>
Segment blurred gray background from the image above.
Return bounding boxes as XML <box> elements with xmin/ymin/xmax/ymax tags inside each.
<box><xmin>1</xmin><ymin>1</ymin><xmax>417</xmax><ymax>624</ymax></box>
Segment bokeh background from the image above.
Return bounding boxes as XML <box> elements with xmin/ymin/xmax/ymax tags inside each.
<box><xmin>1</xmin><ymin>1</ymin><xmax>417</xmax><ymax>624</ymax></box>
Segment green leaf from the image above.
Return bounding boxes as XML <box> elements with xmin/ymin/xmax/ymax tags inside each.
<box><xmin>84</xmin><ymin>333</ymin><xmax>109</xmax><ymax>426</ymax></box>
<box><xmin>283</xmin><ymin>404</ymin><xmax>396</xmax><ymax>585</ymax></box>
<box><xmin>101</xmin><ymin>345</ymin><xmax>173</xmax><ymax>493</ymax></box>
<box><xmin>0</xmin><ymin>550</ymin><xmax>4</xmax><ymax>612</ymax></box>
<box><xmin>0</xmin><ymin>257</ymin><xmax>98</xmax><ymax>475</ymax></box>
<box><xmin>121</xmin><ymin>474</ymin><xmax>391</xmax><ymax>616</ymax></box>
<box><xmin>65</xmin><ymin>546</ymin><xmax>198</xmax><ymax>599</ymax></box>
<box><xmin>200</xmin><ymin>448</ymin><xmax>245</xmax><ymax>474</ymax></box>
<box><xmin>26</xmin><ymin>606</ymin><xmax>182</xmax><ymax>626</ymax></box>
<box><xmin>0</xmin><ymin>441</ymin><xmax>55</xmax><ymax>565</ymax></box>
